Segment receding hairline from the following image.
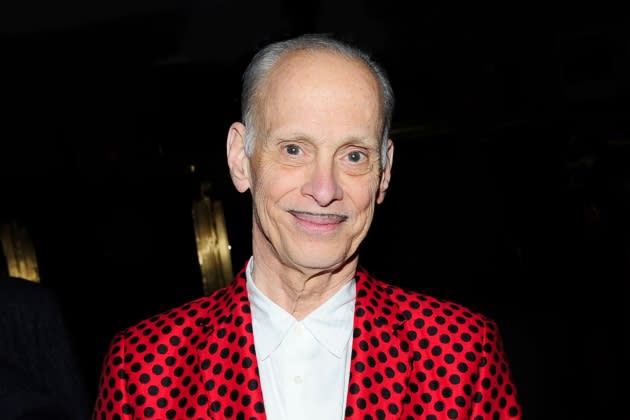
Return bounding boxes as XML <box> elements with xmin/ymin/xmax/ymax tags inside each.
<box><xmin>249</xmin><ymin>48</ymin><xmax>385</xmax><ymax>134</ymax></box>
<box><xmin>270</xmin><ymin>48</ymin><xmax>378</xmax><ymax>89</ymax></box>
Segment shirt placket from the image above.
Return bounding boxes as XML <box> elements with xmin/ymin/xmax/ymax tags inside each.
<box><xmin>284</xmin><ymin>322</ymin><xmax>308</xmax><ymax>419</ymax></box>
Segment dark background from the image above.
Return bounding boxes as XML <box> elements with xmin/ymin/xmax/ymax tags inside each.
<box><xmin>1</xmin><ymin>2</ymin><xmax>628</xmax><ymax>419</ymax></box>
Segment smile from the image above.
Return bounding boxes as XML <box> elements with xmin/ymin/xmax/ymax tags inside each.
<box><xmin>288</xmin><ymin>210</ymin><xmax>348</xmax><ymax>227</ymax></box>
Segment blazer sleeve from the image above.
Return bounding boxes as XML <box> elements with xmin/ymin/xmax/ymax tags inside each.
<box><xmin>92</xmin><ymin>331</ymin><xmax>131</xmax><ymax>420</ymax></box>
<box><xmin>469</xmin><ymin>319</ymin><xmax>522</xmax><ymax>419</ymax></box>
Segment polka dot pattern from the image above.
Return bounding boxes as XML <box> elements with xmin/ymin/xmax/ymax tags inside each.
<box><xmin>93</xmin><ymin>265</ymin><xmax>521</xmax><ymax>419</ymax></box>
<box><xmin>93</xmin><ymin>269</ymin><xmax>265</xmax><ymax>419</ymax></box>
<box><xmin>345</xmin><ymin>269</ymin><xmax>521</xmax><ymax>419</ymax></box>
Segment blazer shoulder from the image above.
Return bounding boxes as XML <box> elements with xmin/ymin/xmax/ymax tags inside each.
<box><xmin>363</xmin><ymin>272</ymin><xmax>494</xmax><ymax>327</ymax></box>
<box><xmin>113</xmin><ymin>284</ymin><xmax>236</xmax><ymax>350</ymax></box>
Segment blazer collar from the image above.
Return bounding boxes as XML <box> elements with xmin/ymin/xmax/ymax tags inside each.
<box><xmin>345</xmin><ymin>267</ymin><xmax>413</xmax><ymax>419</ymax></box>
<box><xmin>195</xmin><ymin>269</ymin><xmax>267</xmax><ymax>420</ymax></box>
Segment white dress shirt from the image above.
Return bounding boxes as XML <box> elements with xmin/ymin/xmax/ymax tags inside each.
<box><xmin>246</xmin><ymin>258</ymin><xmax>356</xmax><ymax>420</ymax></box>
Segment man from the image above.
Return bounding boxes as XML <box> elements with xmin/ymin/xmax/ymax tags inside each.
<box><xmin>92</xmin><ymin>33</ymin><xmax>522</xmax><ymax>419</ymax></box>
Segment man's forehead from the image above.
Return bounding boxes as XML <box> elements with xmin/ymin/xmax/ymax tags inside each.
<box><xmin>264</xmin><ymin>49</ymin><xmax>376</xmax><ymax>91</ymax></box>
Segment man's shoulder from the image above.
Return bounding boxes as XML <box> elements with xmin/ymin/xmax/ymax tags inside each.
<box><xmin>114</xmin><ymin>283</ymin><xmax>240</xmax><ymax>349</ymax></box>
<box><xmin>362</xmin><ymin>271</ymin><xmax>492</xmax><ymax>326</ymax></box>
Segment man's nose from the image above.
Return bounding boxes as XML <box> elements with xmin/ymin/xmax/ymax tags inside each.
<box><xmin>301</xmin><ymin>160</ymin><xmax>344</xmax><ymax>206</ymax></box>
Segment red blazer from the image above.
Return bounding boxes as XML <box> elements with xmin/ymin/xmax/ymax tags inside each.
<box><xmin>93</xmin><ymin>266</ymin><xmax>522</xmax><ymax>419</ymax></box>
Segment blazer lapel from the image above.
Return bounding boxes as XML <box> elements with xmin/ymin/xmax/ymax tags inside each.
<box><xmin>195</xmin><ymin>270</ymin><xmax>267</xmax><ymax>420</ymax></box>
<box><xmin>345</xmin><ymin>269</ymin><xmax>412</xmax><ymax>419</ymax></box>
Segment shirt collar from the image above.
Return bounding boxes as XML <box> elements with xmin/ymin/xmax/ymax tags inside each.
<box><xmin>246</xmin><ymin>257</ymin><xmax>356</xmax><ymax>360</ymax></box>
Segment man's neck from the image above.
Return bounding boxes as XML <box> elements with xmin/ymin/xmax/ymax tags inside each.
<box><xmin>249</xmin><ymin>256</ymin><xmax>357</xmax><ymax>320</ymax></box>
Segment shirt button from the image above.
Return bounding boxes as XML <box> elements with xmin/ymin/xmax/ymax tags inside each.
<box><xmin>293</xmin><ymin>376</ymin><xmax>303</xmax><ymax>384</ymax></box>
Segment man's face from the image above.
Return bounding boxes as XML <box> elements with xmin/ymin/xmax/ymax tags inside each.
<box><xmin>246</xmin><ymin>51</ymin><xmax>393</xmax><ymax>272</ymax></box>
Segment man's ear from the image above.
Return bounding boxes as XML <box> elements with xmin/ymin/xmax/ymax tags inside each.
<box><xmin>376</xmin><ymin>139</ymin><xmax>394</xmax><ymax>204</ymax></box>
<box><xmin>226</xmin><ymin>122</ymin><xmax>251</xmax><ymax>193</ymax></box>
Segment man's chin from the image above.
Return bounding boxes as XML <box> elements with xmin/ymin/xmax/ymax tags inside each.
<box><xmin>285</xmin><ymin>249</ymin><xmax>355</xmax><ymax>272</ymax></box>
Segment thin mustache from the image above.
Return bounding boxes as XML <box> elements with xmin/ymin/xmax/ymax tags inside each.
<box><xmin>288</xmin><ymin>210</ymin><xmax>349</xmax><ymax>222</ymax></box>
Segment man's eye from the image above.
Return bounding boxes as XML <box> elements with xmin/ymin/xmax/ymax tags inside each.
<box><xmin>348</xmin><ymin>151</ymin><xmax>364</xmax><ymax>162</ymax></box>
<box><xmin>285</xmin><ymin>145</ymin><xmax>300</xmax><ymax>155</ymax></box>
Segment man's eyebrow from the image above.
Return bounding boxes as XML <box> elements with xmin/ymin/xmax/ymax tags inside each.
<box><xmin>271</xmin><ymin>132</ymin><xmax>378</xmax><ymax>147</ymax></box>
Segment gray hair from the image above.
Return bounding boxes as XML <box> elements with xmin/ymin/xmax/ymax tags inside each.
<box><xmin>241</xmin><ymin>33</ymin><xmax>395</xmax><ymax>169</ymax></box>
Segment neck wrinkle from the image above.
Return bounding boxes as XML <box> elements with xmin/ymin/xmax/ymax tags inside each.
<box><xmin>250</xmin><ymin>257</ymin><xmax>357</xmax><ymax>320</ymax></box>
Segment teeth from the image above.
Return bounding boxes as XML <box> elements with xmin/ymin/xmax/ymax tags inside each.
<box><xmin>302</xmin><ymin>214</ymin><xmax>345</xmax><ymax>223</ymax></box>
<box><xmin>289</xmin><ymin>210</ymin><xmax>348</xmax><ymax>224</ymax></box>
